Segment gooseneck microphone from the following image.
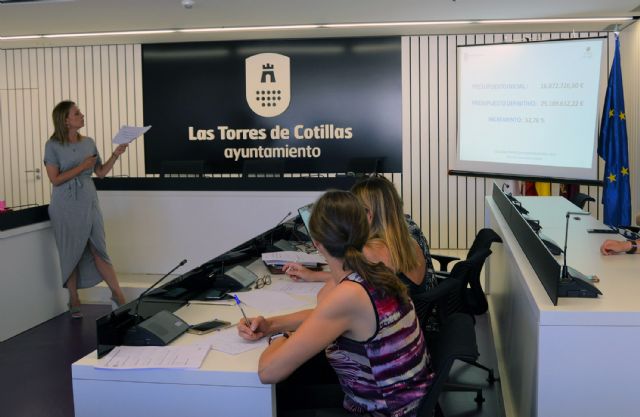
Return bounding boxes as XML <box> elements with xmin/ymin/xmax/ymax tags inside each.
<box><xmin>561</xmin><ymin>212</ymin><xmax>589</xmax><ymax>281</ymax></box>
<box><xmin>276</xmin><ymin>211</ymin><xmax>293</xmax><ymax>227</ymax></box>
<box><xmin>132</xmin><ymin>259</ymin><xmax>187</xmax><ymax>323</ymax></box>
<box><xmin>270</xmin><ymin>211</ymin><xmax>293</xmax><ymax>246</ymax></box>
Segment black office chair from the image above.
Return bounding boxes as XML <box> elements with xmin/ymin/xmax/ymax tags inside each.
<box><xmin>415</xmin><ymin>251</ymin><xmax>492</xmax><ymax>416</ymax></box>
<box><xmin>417</xmin><ymin>312</ymin><xmax>484</xmax><ymax>417</ymax></box>
<box><xmin>429</xmin><ymin>228</ymin><xmax>502</xmax><ymax>284</ymax></box>
<box><xmin>424</xmin><ymin>229</ymin><xmax>502</xmax><ymax>385</ymax></box>
<box><xmin>569</xmin><ymin>192</ymin><xmax>595</xmax><ymax>210</ymax></box>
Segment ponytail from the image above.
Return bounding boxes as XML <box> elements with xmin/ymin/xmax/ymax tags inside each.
<box><xmin>310</xmin><ymin>190</ymin><xmax>410</xmax><ymax>304</ymax></box>
<box><xmin>343</xmin><ymin>246</ymin><xmax>409</xmax><ymax>303</ymax></box>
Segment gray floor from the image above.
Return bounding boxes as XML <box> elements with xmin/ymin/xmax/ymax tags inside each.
<box><xmin>439</xmin><ymin>313</ymin><xmax>505</xmax><ymax>417</ymax></box>
<box><xmin>0</xmin><ymin>305</ymin><xmax>504</xmax><ymax>417</ymax></box>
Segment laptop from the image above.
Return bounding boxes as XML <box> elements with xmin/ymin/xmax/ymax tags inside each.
<box><xmin>298</xmin><ymin>203</ymin><xmax>313</xmax><ymax>238</ymax></box>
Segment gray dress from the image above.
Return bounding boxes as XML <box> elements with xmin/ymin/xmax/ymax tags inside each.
<box><xmin>44</xmin><ymin>137</ymin><xmax>111</xmax><ymax>289</ymax></box>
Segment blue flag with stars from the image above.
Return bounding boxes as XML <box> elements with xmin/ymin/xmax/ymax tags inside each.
<box><xmin>597</xmin><ymin>36</ymin><xmax>631</xmax><ymax>226</ymax></box>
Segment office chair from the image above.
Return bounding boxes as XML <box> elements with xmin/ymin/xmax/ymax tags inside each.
<box><xmin>569</xmin><ymin>192</ymin><xmax>595</xmax><ymax>210</ymax></box>
<box><xmin>415</xmin><ymin>251</ymin><xmax>492</xmax><ymax>416</ymax></box>
<box><xmin>430</xmin><ymin>228</ymin><xmax>502</xmax><ymax>278</ymax></box>
<box><xmin>424</xmin><ymin>229</ymin><xmax>502</xmax><ymax>385</ymax></box>
<box><xmin>417</xmin><ymin>312</ymin><xmax>474</xmax><ymax>417</ymax></box>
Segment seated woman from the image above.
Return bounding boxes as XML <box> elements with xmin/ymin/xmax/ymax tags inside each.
<box><xmin>239</xmin><ymin>190</ymin><xmax>433</xmax><ymax>417</ymax></box>
<box><xmin>285</xmin><ymin>177</ymin><xmax>435</xmax><ymax>326</ymax></box>
<box><xmin>351</xmin><ymin>176</ymin><xmax>430</xmax><ymax>293</ymax></box>
<box><xmin>284</xmin><ymin>176</ymin><xmax>435</xmax><ymax>291</ymax></box>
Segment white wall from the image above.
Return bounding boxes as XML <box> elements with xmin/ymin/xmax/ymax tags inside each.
<box><xmin>1</xmin><ymin>29</ymin><xmax>638</xmax><ymax>261</ymax></box>
<box><xmin>98</xmin><ymin>190</ymin><xmax>322</xmax><ymax>274</ymax></box>
<box><xmin>0</xmin><ymin>44</ymin><xmax>145</xmax><ymax>209</ymax></box>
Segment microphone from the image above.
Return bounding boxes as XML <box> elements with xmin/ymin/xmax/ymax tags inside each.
<box><xmin>504</xmin><ymin>193</ymin><xmax>530</xmax><ymax>215</ymax></box>
<box><xmin>276</xmin><ymin>211</ymin><xmax>293</xmax><ymax>227</ymax></box>
<box><xmin>270</xmin><ymin>211</ymin><xmax>293</xmax><ymax>247</ymax></box>
<box><xmin>132</xmin><ymin>259</ymin><xmax>187</xmax><ymax>323</ymax></box>
<box><xmin>556</xmin><ymin>210</ymin><xmax>602</xmax><ymax>298</ymax></box>
<box><xmin>561</xmin><ymin>212</ymin><xmax>589</xmax><ymax>281</ymax></box>
<box><xmin>523</xmin><ymin>216</ymin><xmax>542</xmax><ymax>233</ymax></box>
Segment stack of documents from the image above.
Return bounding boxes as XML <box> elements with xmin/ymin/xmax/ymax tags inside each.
<box><xmin>261</xmin><ymin>251</ymin><xmax>325</xmax><ymax>268</ymax></box>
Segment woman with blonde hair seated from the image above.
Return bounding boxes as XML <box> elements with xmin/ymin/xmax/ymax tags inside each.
<box><xmin>239</xmin><ymin>190</ymin><xmax>433</xmax><ymax>416</ymax></box>
<box><xmin>284</xmin><ymin>176</ymin><xmax>434</xmax><ymax>324</ymax></box>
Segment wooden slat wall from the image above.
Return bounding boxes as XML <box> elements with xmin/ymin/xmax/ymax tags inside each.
<box><xmin>401</xmin><ymin>32</ymin><xmax>617</xmax><ymax>249</ymax></box>
<box><xmin>0</xmin><ymin>44</ymin><xmax>144</xmax><ymax>209</ymax></box>
<box><xmin>2</xmin><ymin>31</ymin><xmax>635</xmax><ymax>249</ymax></box>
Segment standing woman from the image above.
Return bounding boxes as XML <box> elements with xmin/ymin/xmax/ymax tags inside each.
<box><xmin>44</xmin><ymin>100</ymin><xmax>126</xmax><ymax>318</ymax></box>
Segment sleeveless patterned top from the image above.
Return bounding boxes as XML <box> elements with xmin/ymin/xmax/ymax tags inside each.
<box><xmin>325</xmin><ymin>273</ymin><xmax>434</xmax><ymax>417</ymax></box>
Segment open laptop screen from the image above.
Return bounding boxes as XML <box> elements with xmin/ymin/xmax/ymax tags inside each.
<box><xmin>298</xmin><ymin>204</ymin><xmax>313</xmax><ymax>238</ymax></box>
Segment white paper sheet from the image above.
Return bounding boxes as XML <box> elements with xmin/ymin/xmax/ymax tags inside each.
<box><xmin>112</xmin><ymin>125</ymin><xmax>151</xmax><ymax>145</ymax></box>
<box><xmin>95</xmin><ymin>344</ymin><xmax>209</xmax><ymax>370</ymax></box>
<box><xmin>232</xmin><ymin>289</ymin><xmax>312</xmax><ymax>313</ymax></box>
<box><xmin>204</xmin><ymin>326</ymin><xmax>268</xmax><ymax>355</ymax></box>
<box><xmin>261</xmin><ymin>251</ymin><xmax>325</xmax><ymax>266</ymax></box>
<box><xmin>268</xmin><ymin>280</ymin><xmax>324</xmax><ymax>297</ymax></box>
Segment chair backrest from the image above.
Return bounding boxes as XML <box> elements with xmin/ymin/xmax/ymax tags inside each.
<box><xmin>570</xmin><ymin>192</ymin><xmax>596</xmax><ymax>210</ymax></box>
<box><xmin>467</xmin><ymin>228</ymin><xmax>502</xmax><ymax>259</ymax></box>
<box><xmin>460</xmin><ymin>247</ymin><xmax>493</xmax><ymax>315</ymax></box>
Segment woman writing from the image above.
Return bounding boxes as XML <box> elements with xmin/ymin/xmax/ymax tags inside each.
<box><xmin>284</xmin><ymin>176</ymin><xmax>435</xmax><ymax>324</ymax></box>
<box><xmin>239</xmin><ymin>190</ymin><xmax>433</xmax><ymax>416</ymax></box>
<box><xmin>44</xmin><ymin>100</ymin><xmax>126</xmax><ymax>318</ymax></box>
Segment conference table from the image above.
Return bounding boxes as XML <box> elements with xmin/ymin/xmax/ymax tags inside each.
<box><xmin>486</xmin><ymin>195</ymin><xmax>640</xmax><ymax>417</ymax></box>
<box><xmin>72</xmin><ymin>259</ymin><xmax>320</xmax><ymax>417</ymax></box>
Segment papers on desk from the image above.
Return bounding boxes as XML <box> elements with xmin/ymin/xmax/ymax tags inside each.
<box><xmin>269</xmin><ymin>280</ymin><xmax>324</xmax><ymax>297</ymax></box>
<box><xmin>95</xmin><ymin>344</ymin><xmax>209</xmax><ymax>370</ymax></box>
<box><xmin>232</xmin><ymin>288</ymin><xmax>312</xmax><ymax>313</ymax></box>
<box><xmin>203</xmin><ymin>327</ymin><xmax>268</xmax><ymax>355</ymax></box>
<box><xmin>262</xmin><ymin>251</ymin><xmax>325</xmax><ymax>267</ymax></box>
<box><xmin>112</xmin><ymin>125</ymin><xmax>151</xmax><ymax>145</ymax></box>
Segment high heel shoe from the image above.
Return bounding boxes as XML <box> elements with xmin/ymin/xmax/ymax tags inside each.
<box><xmin>68</xmin><ymin>302</ymin><xmax>83</xmax><ymax>319</ymax></box>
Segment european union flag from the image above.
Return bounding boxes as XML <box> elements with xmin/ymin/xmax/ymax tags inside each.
<box><xmin>597</xmin><ymin>36</ymin><xmax>631</xmax><ymax>226</ymax></box>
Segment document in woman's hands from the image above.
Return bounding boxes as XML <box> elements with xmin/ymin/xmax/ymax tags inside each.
<box><xmin>113</xmin><ymin>125</ymin><xmax>152</xmax><ymax>144</ymax></box>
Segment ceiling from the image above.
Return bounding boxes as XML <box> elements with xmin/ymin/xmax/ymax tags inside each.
<box><xmin>0</xmin><ymin>0</ymin><xmax>638</xmax><ymax>48</ymax></box>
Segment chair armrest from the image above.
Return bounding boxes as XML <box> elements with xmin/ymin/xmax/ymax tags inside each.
<box><xmin>430</xmin><ymin>254</ymin><xmax>460</xmax><ymax>272</ymax></box>
<box><xmin>412</xmin><ymin>276</ymin><xmax>460</xmax><ymax>306</ymax></box>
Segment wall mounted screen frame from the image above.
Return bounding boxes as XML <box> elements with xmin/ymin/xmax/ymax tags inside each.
<box><xmin>453</xmin><ymin>38</ymin><xmax>608</xmax><ymax>184</ymax></box>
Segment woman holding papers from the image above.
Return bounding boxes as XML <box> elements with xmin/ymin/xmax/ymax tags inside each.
<box><xmin>44</xmin><ymin>100</ymin><xmax>127</xmax><ymax>318</ymax></box>
<box><xmin>239</xmin><ymin>190</ymin><xmax>433</xmax><ymax>417</ymax></box>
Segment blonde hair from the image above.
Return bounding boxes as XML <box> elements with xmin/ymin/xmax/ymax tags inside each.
<box><xmin>50</xmin><ymin>100</ymin><xmax>77</xmax><ymax>144</ymax></box>
<box><xmin>309</xmin><ymin>190</ymin><xmax>409</xmax><ymax>303</ymax></box>
<box><xmin>351</xmin><ymin>176</ymin><xmax>418</xmax><ymax>274</ymax></box>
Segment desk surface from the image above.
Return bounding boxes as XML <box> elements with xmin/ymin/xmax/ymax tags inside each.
<box><xmin>489</xmin><ymin>196</ymin><xmax>640</xmax><ymax>325</ymax></box>
<box><xmin>73</xmin><ymin>260</ymin><xmax>319</xmax><ymax>401</ymax></box>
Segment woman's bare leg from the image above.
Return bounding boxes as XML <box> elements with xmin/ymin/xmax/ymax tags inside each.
<box><xmin>67</xmin><ymin>268</ymin><xmax>81</xmax><ymax>307</ymax></box>
<box><xmin>90</xmin><ymin>245</ymin><xmax>126</xmax><ymax>305</ymax></box>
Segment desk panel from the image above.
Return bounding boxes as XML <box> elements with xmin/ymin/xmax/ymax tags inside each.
<box><xmin>486</xmin><ymin>195</ymin><xmax>640</xmax><ymax>417</ymax></box>
<box><xmin>73</xmin><ymin>261</ymin><xmax>318</xmax><ymax>417</ymax></box>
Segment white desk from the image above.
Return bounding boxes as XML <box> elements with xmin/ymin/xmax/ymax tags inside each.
<box><xmin>0</xmin><ymin>220</ymin><xmax>67</xmax><ymax>342</ymax></box>
<box><xmin>72</xmin><ymin>262</ymin><xmax>319</xmax><ymax>417</ymax></box>
<box><xmin>486</xmin><ymin>196</ymin><xmax>640</xmax><ymax>417</ymax></box>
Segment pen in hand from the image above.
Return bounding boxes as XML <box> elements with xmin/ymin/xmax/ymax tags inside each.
<box><xmin>233</xmin><ymin>294</ymin><xmax>251</xmax><ymax>327</ymax></box>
